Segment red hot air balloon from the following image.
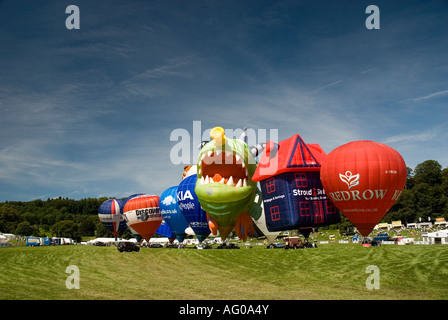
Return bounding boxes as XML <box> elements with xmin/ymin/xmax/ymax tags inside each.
<box><xmin>123</xmin><ymin>194</ymin><xmax>162</xmax><ymax>242</ymax></box>
<box><xmin>320</xmin><ymin>140</ymin><xmax>407</xmax><ymax>237</ymax></box>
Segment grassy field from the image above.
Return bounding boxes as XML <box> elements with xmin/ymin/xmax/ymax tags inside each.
<box><xmin>1</xmin><ymin>243</ymin><xmax>447</xmax><ymax>300</ymax></box>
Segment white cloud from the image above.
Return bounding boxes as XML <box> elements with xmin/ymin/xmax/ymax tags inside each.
<box><xmin>383</xmin><ymin>126</ymin><xmax>445</xmax><ymax>145</ymax></box>
<box><xmin>383</xmin><ymin>132</ymin><xmax>437</xmax><ymax>144</ymax></box>
<box><xmin>406</xmin><ymin>89</ymin><xmax>448</xmax><ymax>103</ymax></box>
<box><xmin>308</xmin><ymin>79</ymin><xmax>343</xmax><ymax>95</ymax></box>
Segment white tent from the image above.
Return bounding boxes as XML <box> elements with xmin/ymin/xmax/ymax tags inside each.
<box><xmin>86</xmin><ymin>237</ymin><xmax>135</xmax><ymax>245</ymax></box>
<box><xmin>434</xmin><ymin>218</ymin><xmax>447</xmax><ymax>228</ymax></box>
<box><xmin>422</xmin><ymin>230</ymin><xmax>448</xmax><ymax>245</ymax></box>
<box><xmin>146</xmin><ymin>237</ymin><xmax>174</xmax><ymax>245</ymax></box>
<box><xmin>0</xmin><ymin>234</ymin><xmax>11</xmax><ymax>247</ymax></box>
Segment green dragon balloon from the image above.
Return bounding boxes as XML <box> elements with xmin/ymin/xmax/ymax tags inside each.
<box><xmin>195</xmin><ymin>127</ymin><xmax>259</xmax><ymax>241</ymax></box>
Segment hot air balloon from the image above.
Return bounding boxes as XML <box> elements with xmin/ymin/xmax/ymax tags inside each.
<box><xmin>123</xmin><ymin>194</ymin><xmax>162</xmax><ymax>242</ymax></box>
<box><xmin>182</xmin><ymin>165</ymin><xmax>197</xmax><ymax>180</ymax></box>
<box><xmin>320</xmin><ymin>140</ymin><xmax>407</xmax><ymax>237</ymax></box>
<box><xmin>177</xmin><ymin>174</ymin><xmax>211</xmax><ymax>242</ymax></box>
<box><xmin>252</xmin><ymin>134</ymin><xmax>341</xmax><ymax>234</ymax></box>
<box><xmin>155</xmin><ymin>220</ymin><xmax>176</xmax><ymax>243</ymax></box>
<box><xmin>123</xmin><ymin>193</ymin><xmax>145</xmax><ymax>207</ymax></box>
<box><xmin>194</xmin><ymin>127</ymin><xmax>258</xmax><ymax>241</ymax></box>
<box><xmin>98</xmin><ymin>199</ymin><xmax>128</xmax><ymax>238</ymax></box>
<box><xmin>129</xmin><ymin>227</ymin><xmax>142</xmax><ymax>242</ymax></box>
<box><xmin>160</xmin><ymin>186</ymin><xmax>190</xmax><ymax>243</ymax></box>
<box><xmin>250</xmin><ymin>189</ymin><xmax>280</xmax><ymax>244</ymax></box>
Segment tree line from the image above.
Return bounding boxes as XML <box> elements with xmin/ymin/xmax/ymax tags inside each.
<box><xmin>387</xmin><ymin>160</ymin><xmax>448</xmax><ymax>222</ymax></box>
<box><xmin>1</xmin><ymin>160</ymin><xmax>447</xmax><ymax>240</ymax></box>
<box><xmin>0</xmin><ymin>197</ymin><xmax>133</xmax><ymax>242</ymax></box>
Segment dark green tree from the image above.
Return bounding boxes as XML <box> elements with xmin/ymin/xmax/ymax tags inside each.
<box><xmin>79</xmin><ymin>216</ymin><xmax>96</xmax><ymax>236</ymax></box>
<box><xmin>413</xmin><ymin>160</ymin><xmax>442</xmax><ymax>185</ymax></box>
<box><xmin>337</xmin><ymin>215</ymin><xmax>356</xmax><ymax>236</ymax></box>
<box><xmin>15</xmin><ymin>221</ymin><xmax>34</xmax><ymax>236</ymax></box>
<box><xmin>405</xmin><ymin>167</ymin><xmax>415</xmax><ymax>190</ymax></box>
<box><xmin>0</xmin><ymin>205</ymin><xmax>23</xmax><ymax>233</ymax></box>
<box><xmin>385</xmin><ymin>189</ymin><xmax>416</xmax><ymax>223</ymax></box>
<box><xmin>22</xmin><ymin>212</ymin><xmax>40</xmax><ymax>226</ymax></box>
<box><xmin>52</xmin><ymin>220</ymin><xmax>81</xmax><ymax>242</ymax></box>
<box><xmin>95</xmin><ymin>222</ymin><xmax>114</xmax><ymax>238</ymax></box>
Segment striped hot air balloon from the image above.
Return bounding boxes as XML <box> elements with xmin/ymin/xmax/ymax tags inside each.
<box><xmin>98</xmin><ymin>199</ymin><xmax>128</xmax><ymax>238</ymax></box>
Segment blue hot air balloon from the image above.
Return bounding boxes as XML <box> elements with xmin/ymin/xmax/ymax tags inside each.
<box><xmin>177</xmin><ymin>174</ymin><xmax>211</xmax><ymax>242</ymax></box>
<box><xmin>155</xmin><ymin>219</ymin><xmax>176</xmax><ymax>242</ymax></box>
<box><xmin>98</xmin><ymin>199</ymin><xmax>128</xmax><ymax>237</ymax></box>
<box><xmin>159</xmin><ymin>186</ymin><xmax>190</xmax><ymax>243</ymax></box>
<box><xmin>252</xmin><ymin>134</ymin><xmax>341</xmax><ymax>236</ymax></box>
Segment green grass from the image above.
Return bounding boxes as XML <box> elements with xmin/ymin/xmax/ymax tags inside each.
<box><xmin>1</xmin><ymin>243</ymin><xmax>447</xmax><ymax>300</ymax></box>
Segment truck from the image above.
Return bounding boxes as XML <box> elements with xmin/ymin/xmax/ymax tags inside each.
<box><xmin>117</xmin><ymin>241</ymin><xmax>140</xmax><ymax>252</ymax></box>
<box><xmin>373</xmin><ymin>233</ymin><xmax>390</xmax><ymax>242</ymax></box>
<box><xmin>26</xmin><ymin>237</ymin><xmax>41</xmax><ymax>246</ymax></box>
<box><xmin>283</xmin><ymin>237</ymin><xmax>315</xmax><ymax>249</ymax></box>
<box><xmin>40</xmin><ymin>237</ymin><xmax>51</xmax><ymax>246</ymax></box>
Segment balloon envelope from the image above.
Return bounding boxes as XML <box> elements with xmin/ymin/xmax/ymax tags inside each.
<box><xmin>155</xmin><ymin>220</ymin><xmax>176</xmax><ymax>241</ymax></box>
<box><xmin>252</xmin><ymin>134</ymin><xmax>341</xmax><ymax>232</ymax></box>
<box><xmin>123</xmin><ymin>194</ymin><xmax>162</xmax><ymax>241</ymax></box>
<box><xmin>129</xmin><ymin>226</ymin><xmax>142</xmax><ymax>242</ymax></box>
<box><xmin>250</xmin><ymin>190</ymin><xmax>280</xmax><ymax>244</ymax></box>
<box><xmin>123</xmin><ymin>193</ymin><xmax>145</xmax><ymax>207</ymax></box>
<box><xmin>98</xmin><ymin>199</ymin><xmax>127</xmax><ymax>237</ymax></box>
<box><xmin>194</xmin><ymin>128</ymin><xmax>259</xmax><ymax>241</ymax></box>
<box><xmin>177</xmin><ymin>174</ymin><xmax>211</xmax><ymax>242</ymax></box>
<box><xmin>160</xmin><ymin>186</ymin><xmax>190</xmax><ymax>242</ymax></box>
<box><xmin>320</xmin><ymin>140</ymin><xmax>407</xmax><ymax>236</ymax></box>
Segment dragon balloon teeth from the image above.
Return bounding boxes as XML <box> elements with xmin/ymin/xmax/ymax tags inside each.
<box><xmin>198</xmin><ymin>150</ymin><xmax>250</xmax><ymax>187</ymax></box>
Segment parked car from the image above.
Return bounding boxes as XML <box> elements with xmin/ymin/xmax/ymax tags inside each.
<box><xmin>195</xmin><ymin>244</ymin><xmax>212</xmax><ymax>249</ymax></box>
<box><xmin>147</xmin><ymin>243</ymin><xmax>163</xmax><ymax>248</ymax></box>
<box><xmin>117</xmin><ymin>242</ymin><xmax>140</xmax><ymax>252</ymax></box>
<box><xmin>266</xmin><ymin>242</ymin><xmax>284</xmax><ymax>249</ymax></box>
<box><xmin>215</xmin><ymin>243</ymin><xmax>240</xmax><ymax>249</ymax></box>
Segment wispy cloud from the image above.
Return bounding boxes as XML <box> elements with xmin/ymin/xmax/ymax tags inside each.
<box><xmin>403</xmin><ymin>89</ymin><xmax>448</xmax><ymax>103</ymax></box>
<box><xmin>118</xmin><ymin>56</ymin><xmax>196</xmax><ymax>99</ymax></box>
<box><xmin>308</xmin><ymin>79</ymin><xmax>343</xmax><ymax>95</ymax></box>
<box><xmin>382</xmin><ymin>126</ymin><xmax>445</xmax><ymax>144</ymax></box>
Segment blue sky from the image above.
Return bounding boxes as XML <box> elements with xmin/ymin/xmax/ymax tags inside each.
<box><xmin>0</xmin><ymin>0</ymin><xmax>447</xmax><ymax>201</ymax></box>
